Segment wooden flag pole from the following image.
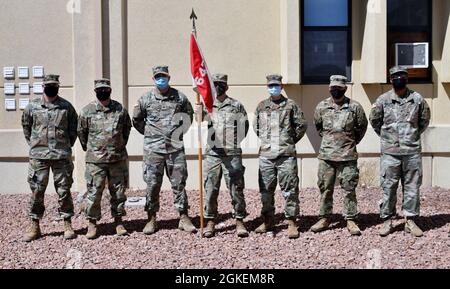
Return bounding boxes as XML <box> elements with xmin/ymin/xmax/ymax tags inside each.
<box><xmin>196</xmin><ymin>92</ymin><xmax>204</xmax><ymax>237</ymax></box>
<box><xmin>191</xmin><ymin>8</ymin><xmax>204</xmax><ymax>237</ymax></box>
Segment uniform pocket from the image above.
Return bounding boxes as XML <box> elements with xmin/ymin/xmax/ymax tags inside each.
<box><xmin>147</xmin><ymin>104</ymin><xmax>161</xmax><ymax>121</ymax></box>
<box><xmin>55</xmin><ymin>110</ymin><xmax>68</xmax><ymax>130</ymax></box>
<box><xmin>344</xmin><ymin>111</ymin><xmax>356</xmax><ymax>131</ymax></box>
<box><xmin>323</xmin><ymin>111</ymin><xmax>334</xmax><ymax>130</ymax></box>
<box><xmin>63</xmin><ymin>160</ymin><xmax>74</xmax><ymax>187</ymax></box>
<box><xmin>85</xmin><ymin>174</ymin><xmax>94</xmax><ymax>189</ymax></box>
<box><xmin>107</xmin><ymin>114</ymin><xmax>123</xmax><ymax>141</ymax></box>
<box><xmin>259</xmin><ymin>111</ymin><xmax>269</xmax><ymax>132</ymax></box>
<box><xmin>383</xmin><ymin>104</ymin><xmax>397</xmax><ymax>125</ymax></box>
<box><xmin>380</xmin><ymin>163</ymin><xmax>387</xmax><ymax>189</ymax></box>
<box><xmin>340</xmin><ymin>164</ymin><xmax>359</xmax><ymax>191</ymax></box>
<box><xmin>142</xmin><ymin>163</ymin><xmax>151</xmax><ymax>183</ymax></box>
<box><xmin>27</xmin><ymin>165</ymin><xmax>37</xmax><ymax>183</ymax></box>
<box><xmin>404</xmin><ymin>102</ymin><xmax>420</xmax><ymax>125</ymax></box>
<box><xmin>91</xmin><ymin>114</ymin><xmax>105</xmax><ymax>131</ymax></box>
<box><xmin>113</xmin><ymin>114</ymin><xmax>123</xmax><ymax>132</ymax></box>
<box><xmin>334</xmin><ymin>111</ymin><xmax>351</xmax><ymax>131</ymax></box>
<box><xmin>34</xmin><ymin>111</ymin><xmax>47</xmax><ymax>127</ymax></box>
<box><xmin>280</xmin><ymin>107</ymin><xmax>292</xmax><ymax>126</ymax></box>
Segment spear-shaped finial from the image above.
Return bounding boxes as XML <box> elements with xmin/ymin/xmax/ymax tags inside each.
<box><xmin>190</xmin><ymin>8</ymin><xmax>198</xmax><ymax>36</ymax></box>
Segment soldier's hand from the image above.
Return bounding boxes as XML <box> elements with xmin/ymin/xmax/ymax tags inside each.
<box><xmin>194</xmin><ymin>103</ymin><xmax>203</xmax><ymax>115</ymax></box>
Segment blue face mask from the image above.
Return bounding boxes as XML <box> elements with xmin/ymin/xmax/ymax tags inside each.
<box><xmin>268</xmin><ymin>86</ymin><xmax>282</xmax><ymax>97</ymax></box>
<box><xmin>155</xmin><ymin>77</ymin><xmax>169</xmax><ymax>90</ymax></box>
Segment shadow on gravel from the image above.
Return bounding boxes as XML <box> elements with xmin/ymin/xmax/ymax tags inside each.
<box><xmin>417</xmin><ymin>214</ymin><xmax>450</xmax><ymax>232</ymax></box>
<box><xmin>243</xmin><ymin>213</ymin><xmax>381</xmax><ymax>235</ymax></box>
<box><xmin>243</xmin><ymin>213</ymin><xmax>450</xmax><ymax>236</ymax></box>
<box><xmin>303</xmin><ymin>213</ymin><xmax>450</xmax><ymax>233</ymax></box>
<box><xmin>43</xmin><ymin>213</ymin><xmax>450</xmax><ymax>238</ymax></box>
<box><xmin>63</xmin><ymin>213</ymin><xmax>235</xmax><ymax>237</ymax></box>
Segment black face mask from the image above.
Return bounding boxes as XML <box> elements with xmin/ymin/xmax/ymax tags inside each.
<box><xmin>392</xmin><ymin>78</ymin><xmax>407</xmax><ymax>90</ymax></box>
<box><xmin>215</xmin><ymin>83</ymin><xmax>227</xmax><ymax>97</ymax></box>
<box><xmin>96</xmin><ymin>90</ymin><xmax>111</xmax><ymax>101</ymax></box>
<box><xmin>330</xmin><ymin>89</ymin><xmax>345</xmax><ymax>99</ymax></box>
<box><xmin>44</xmin><ymin>86</ymin><xmax>59</xmax><ymax>98</ymax></box>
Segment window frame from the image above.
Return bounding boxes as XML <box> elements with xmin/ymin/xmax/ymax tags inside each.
<box><xmin>300</xmin><ymin>0</ymin><xmax>353</xmax><ymax>84</ymax></box>
<box><xmin>387</xmin><ymin>0</ymin><xmax>432</xmax><ymax>83</ymax></box>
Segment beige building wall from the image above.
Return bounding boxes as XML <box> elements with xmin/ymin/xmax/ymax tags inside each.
<box><xmin>0</xmin><ymin>0</ymin><xmax>449</xmax><ymax>194</ymax></box>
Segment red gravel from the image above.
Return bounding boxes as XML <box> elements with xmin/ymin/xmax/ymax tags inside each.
<box><xmin>0</xmin><ymin>187</ymin><xmax>449</xmax><ymax>269</ymax></box>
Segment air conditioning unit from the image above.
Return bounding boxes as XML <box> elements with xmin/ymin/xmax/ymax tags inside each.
<box><xmin>395</xmin><ymin>42</ymin><xmax>429</xmax><ymax>69</ymax></box>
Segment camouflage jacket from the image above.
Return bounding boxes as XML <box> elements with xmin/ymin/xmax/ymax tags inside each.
<box><xmin>78</xmin><ymin>100</ymin><xmax>132</xmax><ymax>163</ymax></box>
<box><xmin>21</xmin><ymin>96</ymin><xmax>78</xmax><ymax>160</ymax></box>
<box><xmin>132</xmin><ymin>87</ymin><xmax>194</xmax><ymax>159</ymax></box>
<box><xmin>369</xmin><ymin>89</ymin><xmax>430</xmax><ymax>155</ymax></box>
<box><xmin>202</xmin><ymin>96</ymin><xmax>249</xmax><ymax>156</ymax></box>
<box><xmin>314</xmin><ymin>97</ymin><xmax>368</xmax><ymax>161</ymax></box>
<box><xmin>253</xmin><ymin>96</ymin><xmax>308</xmax><ymax>159</ymax></box>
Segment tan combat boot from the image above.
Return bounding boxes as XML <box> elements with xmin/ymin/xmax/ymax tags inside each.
<box><xmin>203</xmin><ymin>220</ymin><xmax>215</xmax><ymax>238</ymax></box>
<box><xmin>347</xmin><ymin>220</ymin><xmax>362</xmax><ymax>236</ymax></box>
<box><xmin>86</xmin><ymin>219</ymin><xmax>97</xmax><ymax>240</ymax></box>
<box><xmin>311</xmin><ymin>218</ymin><xmax>330</xmax><ymax>233</ymax></box>
<box><xmin>179</xmin><ymin>214</ymin><xmax>197</xmax><ymax>233</ymax></box>
<box><xmin>287</xmin><ymin>219</ymin><xmax>300</xmax><ymax>239</ymax></box>
<box><xmin>255</xmin><ymin>215</ymin><xmax>275</xmax><ymax>234</ymax></box>
<box><xmin>115</xmin><ymin>217</ymin><xmax>128</xmax><ymax>236</ymax></box>
<box><xmin>236</xmin><ymin>219</ymin><xmax>249</xmax><ymax>238</ymax></box>
<box><xmin>379</xmin><ymin>219</ymin><xmax>394</xmax><ymax>237</ymax></box>
<box><xmin>24</xmin><ymin>219</ymin><xmax>41</xmax><ymax>242</ymax></box>
<box><xmin>405</xmin><ymin>218</ymin><xmax>423</xmax><ymax>237</ymax></box>
<box><xmin>63</xmin><ymin>219</ymin><xmax>76</xmax><ymax>240</ymax></box>
<box><xmin>143</xmin><ymin>213</ymin><xmax>157</xmax><ymax>235</ymax></box>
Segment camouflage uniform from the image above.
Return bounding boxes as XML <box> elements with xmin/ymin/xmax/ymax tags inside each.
<box><xmin>370</xmin><ymin>68</ymin><xmax>430</xmax><ymax>220</ymax></box>
<box><xmin>78</xmin><ymin>79</ymin><xmax>132</xmax><ymax>221</ymax></box>
<box><xmin>202</xmin><ymin>74</ymin><xmax>249</xmax><ymax>220</ymax></box>
<box><xmin>253</xmin><ymin>75</ymin><xmax>308</xmax><ymax>219</ymax></box>
<box><xmin>314</xmin><ymin>76</ymin><xmax>368</xmax><ymax>220</ymax></box>
<box><xmin>133</xmin><ymin>67</ymin><xmax>194</xmax><ymax>215</ymax></box>
<box><xmin>21</xmin><ymin>75</ymin><xmax>78</xmax><ymax>220</ymax></box>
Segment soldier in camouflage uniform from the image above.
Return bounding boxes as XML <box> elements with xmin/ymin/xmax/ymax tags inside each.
<box><xmin>196</xmin><ymin>73</ymin><xmax>249</xmax><ymax>238</ymax></box>
<box><xmin>253</xmin><ymin>74</ymin><xmax>308</xmax><ymax>239</ymax></box>
<box><xmin>21</xmin><ymin>74</ymin><xmax>78</xmax><ymax>242</ymax></box>
<box><xmin>311</xmin><ymin>75</ymin><xmax>368</xmax><ymax>236</ymax></box>
<box><xmin>370</xmin><ymin>66</ymin><xmax>431</xmax><ymax>237</ymax></box>
<box><xmin>78</xmin><ymin>79</ymin><xmax>132</xmax><ymax>239</ymax></box>
<box><xmin>133</xmin><ymin>66</ymin><xmax>197</xmax><ymax>235</ymax></box>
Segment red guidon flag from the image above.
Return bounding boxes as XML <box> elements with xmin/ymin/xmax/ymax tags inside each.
<box><xmin>190</xmin><ymin>32</ymin><xmax>216</xmax><ymax>113</ymax></box>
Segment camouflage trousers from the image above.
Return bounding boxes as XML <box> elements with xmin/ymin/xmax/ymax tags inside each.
<box><xmin>84</xmin><ymin>161</ymin><xmax>128</xmax><ymax>221</ymax></box>
<box><xmin>258</xmin><ymin>156</ymin><xmax>299</xmax><ymax>219</ymax></box>
<box><xmin>143</xmin><ymin>150</ymin><xmax>188</xmax><ymax>215</ymax></box>
<box><xmin>27</xmin><ymin>158</ymin><xmax>74</xmax><ymax>220</ymax></box>
<box><xmin>380</xmin><ymin>153</ymin><xmax>422</xmax><ymax>219</ymax></box>
<box><xmin>317</xmin><ymin>159</ymin><xmax>359</xmax><ymax>220</ymax></box>
<box><xmin>203</xmin><ymin>154</ymin><xmax>247</xmax><ymax>220</ymax></box>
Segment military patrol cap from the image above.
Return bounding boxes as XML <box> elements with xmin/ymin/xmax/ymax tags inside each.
<box><xmin>212</xmin><ymin>73</ymin><xmax>228</xmax><ymax>84</ymax></box>
<box><xmin>94</xmin><ymin>78</ymin><xmax>111</xmax><ymax>89</ymax></box>
<box><xmin>266</xmin><ymin>74</ymin><xmax>283</xmax><ymax>85</ymax></box>
<box><xmin>43</xmin><ymin>74</ymin><xmax>60</xmax><ymax>85</ymax></box>
<box><xmin>329</xmin><ymin>75</ymin><xmax>347</xmax><ymax>88</ymax></box>
<box><xmin>389</xmin><ymin>66</ymin><xmax>408</xmax><ymax>76</ymax></box>
<box><xmin>152</xmin><ymin>65</ymin><xmax>170</xmax><ymax>77</ymax></box>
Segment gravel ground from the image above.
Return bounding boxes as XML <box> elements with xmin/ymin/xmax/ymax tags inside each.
<box><xmin>0</xmin><ymin>187</ymin><xmax>449</xmax><ymax>269</ymax></box>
